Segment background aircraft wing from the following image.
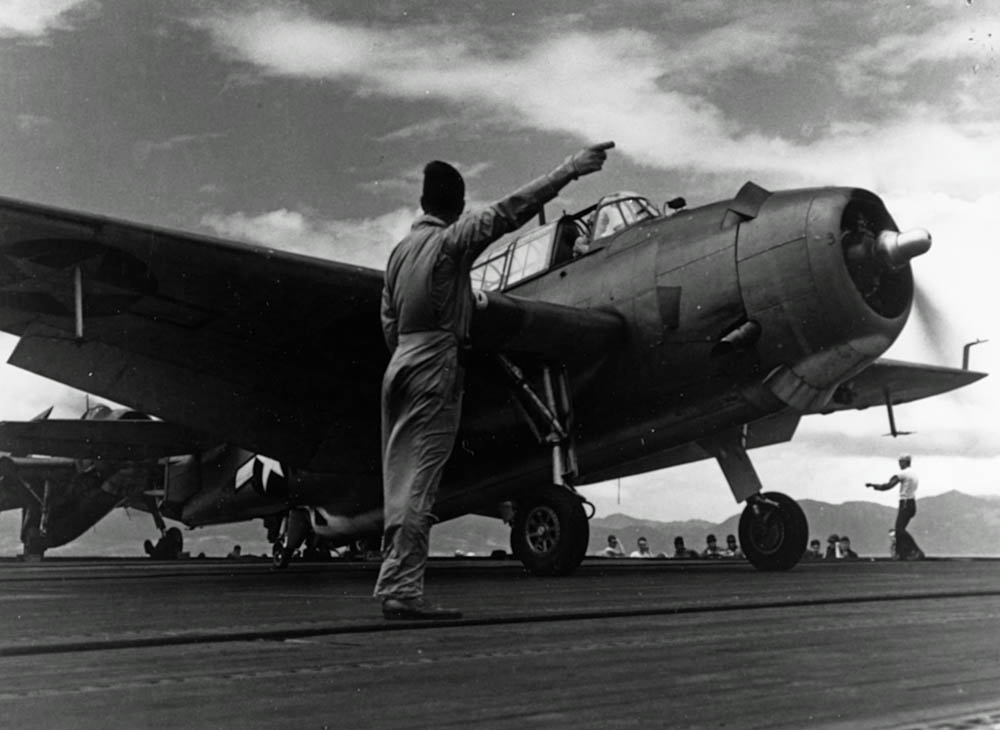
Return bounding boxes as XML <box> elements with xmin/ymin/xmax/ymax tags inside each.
<box><xmin>0</xmin><ymin>419</ymin><xmax>211</xmax><ymax>460</ymax></box>
<box><xmin>818</xmin><ymin>358</ymin><xmax>987</xmax><ymax>414</ymax></box>
<box><xmin>0</xmin><ymin>196</ymin><xmax>386</xmax><ymax>469</ymax></box>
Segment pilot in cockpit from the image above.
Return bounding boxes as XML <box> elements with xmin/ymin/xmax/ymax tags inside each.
<box><xmin>572</xmin><ymin>212</ymin><xmax>594</xmax><ymax>257</ymax></box>
<box><xmin>592</xmin><ymin>204</ymin><xmax>627</xmax><ymax>240</ymax></box>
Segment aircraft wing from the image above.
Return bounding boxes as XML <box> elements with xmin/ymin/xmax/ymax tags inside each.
<box><xmin>818</xmin><ymin>358</ymin><xmax>987</xmax><ymax>414</ymax></box>
<box><xmin>0</xmin><ymin>419</ymin><xmax>211</xmax><ymax>460</ymax></box>
<box><xmin>0</xmin><ymin>197</ymin><xmax>626</xmax><ymax>471</ymax></box>
<box><xmin>0</xmin><ymin>196</ymin><xmax>386</xmax><ymax>469</ymax></box>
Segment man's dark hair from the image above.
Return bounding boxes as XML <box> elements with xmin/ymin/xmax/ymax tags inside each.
<box><xmin>421</xmin><ymin>160</ymin><xmax>465</xmax><ymax>219</ymax></box>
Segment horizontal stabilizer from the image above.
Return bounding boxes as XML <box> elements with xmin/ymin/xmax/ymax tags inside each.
<box><xmin>0</xmin><ymin>419</ymin><xmax>211</xmax><ymax>460</ymax></box>
<box><xmin>820</xmin><ymin>358</ymin><xmax>987</xmax><ymax>414</ymax></box>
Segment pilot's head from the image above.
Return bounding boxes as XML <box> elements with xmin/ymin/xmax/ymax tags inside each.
<box><xmin>899</xmin><ymin>454</ymin><xmax>911</xmax><ymax>468</ymax></box>
<box><xmin>726</xmin><ymin>535</ymin><xmax>738</xmax><ymax>547</ymax></box>
<box><xmin>421</xmin><ymin>161</ymin><xmax>465</xmax><ymax>223</ymax></box>
<box><xmin>809</xmin><ymin>539</ymin><xmax>821</xmax><ymax>551</ymax></box>
<box><xmin>637</xmin><ymin>536</ymin><xmax>649</xmax><ymax>551</ymax></box>
<box><xmin>674</xmin><ymin>536</ymin><xmax>685</xmax><ymax>547</ymax></box>
<box><xmin>706</xmin><ymin>534</ymin><xmax>717</xmax><ymax>546</ymax></box>
<box><xmin>607</xmin><ymin>535</ymin><xmax>619</xmax><ymax>546</ymax></box>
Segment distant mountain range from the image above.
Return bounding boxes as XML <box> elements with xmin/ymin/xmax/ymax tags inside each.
<box><xmin>2</xmin><ymin>490</ymin><xmax>997</xmax><ymax>559</ymax></box>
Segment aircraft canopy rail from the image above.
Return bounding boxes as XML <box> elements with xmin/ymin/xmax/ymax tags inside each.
<box><xmin>470</xmin><ymin>192</ymin><xmax>659</xmax><ymax>292</ymax></box>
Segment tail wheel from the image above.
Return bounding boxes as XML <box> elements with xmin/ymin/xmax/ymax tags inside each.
<box><xmin>510</xmin><ymin>486</ymin><xmax>589</xmax><ymax>576</ymax></box>
<box><xmin>739</xmin><ymin>491</ymin><xmax>808</xmax><ymax>571</ymax></box>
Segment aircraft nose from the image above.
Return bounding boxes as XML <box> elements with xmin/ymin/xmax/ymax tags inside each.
<box><xmin>875</xmin><ymin>228</ymin><xmax>932</xmax><ymax>270</ymax></box>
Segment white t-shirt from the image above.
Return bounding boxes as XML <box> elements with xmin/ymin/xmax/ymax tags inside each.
<box><xmin>630</xmin><ymin>550</ymin><xmax>653</xmax><ymax>558</ymax></box>
<box><xmin>896</xmin><ymin>468</ymin><xmax>918</xmax><ymax>500</ymax></box>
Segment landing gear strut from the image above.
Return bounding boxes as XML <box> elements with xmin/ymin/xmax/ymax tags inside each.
<box><xmin>494</xmin><ymin>357</ymin><xmax>590</xmax><ymax>576</ymax></box>
<box><xmin>701</xmin><ymin>426</ymin><xmax>808</xmax><ymax>571</ymax></box>
<box><xmin>272</xmin><ymin>508</ymin><xmax>311</xmax><ymax>569</ymax></box>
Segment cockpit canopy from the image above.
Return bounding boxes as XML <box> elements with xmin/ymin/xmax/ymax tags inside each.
<box><xmin>470</xmin><ymin>192</ymin><xmax>659</xmax><ymax>292</ymax></box>
<box><xmin>589</xmin><ymin>192</ymin><xmax>659</xmax><ymax>241</ymax></box>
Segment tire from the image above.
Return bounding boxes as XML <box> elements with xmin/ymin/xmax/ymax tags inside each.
<box><xmin>739</xmin><ymin>491</ymin><xmax>808</xmax><ymax>571</ymax></box>
<box><xmin>272</xmin><ymin>540</ymin><xmax>290</xmax><ymax>569</ymax></box>
<box><xmin>164</xmin><ymin>527</ymin><xmax>183</xmax><ymax>560</ymax></box>
<box><xmin>510</xmin><ymin>487</ymin><xmax>589</xmax><ymax>576</ymax></box>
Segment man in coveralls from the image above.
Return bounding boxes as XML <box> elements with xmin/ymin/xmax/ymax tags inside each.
<box><xmin>866</xmin><ymin>454</ymin><xmax>925</xmax><ymax>560</ymax></box>
<box><xmin>375</xmin><ymin>141</ymin><xmax>615</xmax><ymax>620</ymax></box>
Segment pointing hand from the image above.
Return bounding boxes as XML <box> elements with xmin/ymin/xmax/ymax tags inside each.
<box><xmin>565</xmin><ymin>141</ymin><xmax>615</xmax><ymax>178</ymax></box>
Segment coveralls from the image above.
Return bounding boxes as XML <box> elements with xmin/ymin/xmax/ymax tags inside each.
<box><xmin>373</xmin><ymin>165</ymin><xmax>579</xmax><ymax>600</ymax></box>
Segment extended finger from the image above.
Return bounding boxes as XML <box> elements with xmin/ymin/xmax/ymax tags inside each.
<box><xmin>589</xmin><ymin>141</ymin><xmax>616</xmax><ymax>151</ymax></box>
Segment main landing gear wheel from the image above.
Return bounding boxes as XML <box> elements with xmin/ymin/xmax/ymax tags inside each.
<box><xmin>272</xmin><ymin>539</ymin><xmax>291</xmax><ymax>569</ymax></box>
<box><xmin>739</xmin><ymin>491</ymin><xmax>808</xmax><ymax>571</ymax></box>
<box><xmin>510</xmin><ymin>486</ymin><xmax>589</xmax><ymax>576</ymax></box>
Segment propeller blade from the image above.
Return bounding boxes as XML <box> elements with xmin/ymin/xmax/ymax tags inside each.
<box><xmin>911</xmin><ymin>280</ymin><xmax>953</xmax><ymax>365</ymax></box>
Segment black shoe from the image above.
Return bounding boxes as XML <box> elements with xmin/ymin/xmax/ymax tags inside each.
<box><xmin>382</xmin><ymin>597</ymin><xmax>462</xmax><ymax>621</ymax></box>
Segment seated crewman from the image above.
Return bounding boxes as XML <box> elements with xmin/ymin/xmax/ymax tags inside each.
<box><xmin>630</xmin><ymin>536</ymin><xmax>654</xmax><ymax>558</ymax></box>
<box><xmin>702</xmin><ymin>534</ymin><xmax>724</xmax><ymax>558</ymax></box>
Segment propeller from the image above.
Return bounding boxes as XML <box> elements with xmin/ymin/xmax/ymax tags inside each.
<box><xmin>910</xmin><ymin>278</ymin><xmax>954</xmax><ymax>366</ymax></box>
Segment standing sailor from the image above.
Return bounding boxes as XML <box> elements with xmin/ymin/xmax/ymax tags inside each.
<box><xmin>375</xmin><ymin>142</ymin><xmax>615</xmax><ymax>619</ymax></box>
<box><xmin>866</xmin><ymin>454</ymin><xmax>925</xmax><ymax>560</ymax></box>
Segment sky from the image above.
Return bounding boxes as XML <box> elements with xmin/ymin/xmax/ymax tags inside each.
<box><xmin>0</xmin><ymin>0</ymin><xmax>998</xmax><ymax>532</ymax></box>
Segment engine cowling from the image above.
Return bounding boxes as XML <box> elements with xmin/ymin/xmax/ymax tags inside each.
<box><xmin>736</xmin><ymin>187</ymin><xmax>926</xmax><ymax>410</ymax></box>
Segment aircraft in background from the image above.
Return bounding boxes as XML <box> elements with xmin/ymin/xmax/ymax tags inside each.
<box><xmin>0</xmin><ymin>403</ymin><xmax>350</xmax><ymax>562</ymax></box>
<box><xmin>0</xmin><ymin>403</ymin><xmax>174</xmax><ymax>557</ymax></box>
<box><xmin>0</xmin><ymin>181</ymin><xmax>985</xmax><ymax>572</ymax></box>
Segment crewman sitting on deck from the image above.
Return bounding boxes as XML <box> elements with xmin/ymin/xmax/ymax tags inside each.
<box><xmin>601</xmin><ymin>535</ymin><xmax>626</xmax><ymax>557</ymax></box>
<box><xmin>672</xmin><ymin>536</ymin><xmax>699</xmax><ymax>559</ymax></box>
<box><xmin>630</xmin><ymin>536</ymin><xmax>654</xmax><ymax>558</ymax></box>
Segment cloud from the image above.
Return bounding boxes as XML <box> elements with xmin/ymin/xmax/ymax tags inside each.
<box><xmin>133</xmin><ymin>132</ymin><xmax>226</xmax><ymax>165</ymax></box>
<box><xmin>15</xmin><ymin>114</ymin><xmax>54</xmax><ymax>133</ymax></box>
<box><xmin>359</xmin><ymin>160</ymin><xmax>494</xmax><ymax>203</ymax></box>
<box><xmin>376</xmin><ymin>117</ymin><xmax>457</xmax><ymax>142</ymax></box>
<box><xmin>0</xmin><ymin>0</ymin><xmax>97</xmax><ymax>38</ymax></box>
<box><xmin>193</xmin><ymin>6</ymin><xmax>1000</xmax><ymax>200</ymax></box>
<box><xmin>199</xmin><ymin>206</ymin><xmax>416</xmax><ymax>269</ymax></box>
<box><xmin>198</xmin><ymin>183</ymin><xmax>224</xmax><ymax>196</ymax></box>
<box><xmin>834</xmin><ymin>15</ymin><xmax>997</xmax><ymax>105</ymax></box>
